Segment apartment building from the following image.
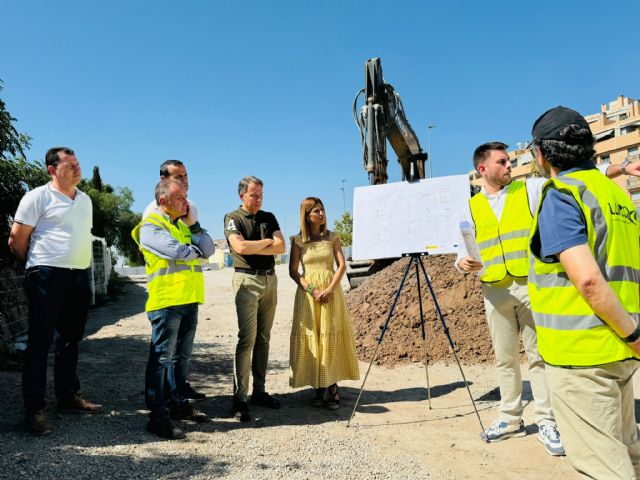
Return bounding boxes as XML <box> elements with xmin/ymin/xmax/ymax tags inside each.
<box><xmin>469</xmin><ymin>95</ymin><xmax>640</xmax><ymax>207</ymax></box>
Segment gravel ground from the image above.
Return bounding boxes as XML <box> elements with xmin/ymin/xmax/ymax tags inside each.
<box><xmin>1</xmin><ymin>265</ymin><xmax>638</xmax><ymax>479</ymax></box>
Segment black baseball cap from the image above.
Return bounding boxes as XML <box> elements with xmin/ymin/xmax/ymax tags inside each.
<box><xmin>531</xmin><ymin>106</ymin><xmax>590</xmax><ymax>141</ymax></box>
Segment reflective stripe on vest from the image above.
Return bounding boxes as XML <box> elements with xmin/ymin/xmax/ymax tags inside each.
<box><xmin>131</xmin><ymin>213</ymin><xmax>204</xmax><ymax>312</ymax></box>
<box><xmin>147</xmin><ymin>263</ymin><xmax>204</xmax><ymax>282</ymax></box>
<box><xmin>469</xmin><ymin>181</ymin><xmax>532</xmax><ymax>283</ymax></box>
<box><xmin>528</xmin><ymin>169</ymin><xmax>640</xmax><ymax>366</ymax></box>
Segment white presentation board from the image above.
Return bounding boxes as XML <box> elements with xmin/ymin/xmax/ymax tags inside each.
<box><xmin>351</xmin><ymin>175</ymin><xmax>470</xmax><ymax>260</ymax></box>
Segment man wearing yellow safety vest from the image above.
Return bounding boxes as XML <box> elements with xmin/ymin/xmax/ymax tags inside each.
<box><xmin>143</xmin><ymin>159</ymin><xmax>206</xmax><ymax>401</ymax></box>
<box><xmin>456</xmin><ymin>140</ymin><xmax>640</xmax><ymax>454</ymax></box>
<box><xmin>528</xmin><ymin>106</ymin><xmax>640</xmax><ymax>479</ymax></box>
<box><xmin>132</xmin><ymin>178</ymin><xmax>214</xmax><ymax>440</ymax></box>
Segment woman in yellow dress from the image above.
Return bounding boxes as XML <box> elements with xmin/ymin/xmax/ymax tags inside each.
<box><xmin>288</xmin><ymin>197</ymin><xmax>360</xmax><ymax>409</ymax></box>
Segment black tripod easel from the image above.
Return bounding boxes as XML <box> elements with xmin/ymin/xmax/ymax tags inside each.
<box><xmin>347</xmin><ymin>252</ymin><xmax>487</xmax><ymax>439</ymax></box>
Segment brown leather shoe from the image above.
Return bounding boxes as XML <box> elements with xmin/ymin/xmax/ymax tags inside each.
<box><xmin>57</xmin><ymin>394</ymin><xmax>103</xmax><ymax>414</ymax></box>
<box><xmin>25</xmin><ymin>409</ymin><xmax>53</xmax><ymax>436</ymax></box>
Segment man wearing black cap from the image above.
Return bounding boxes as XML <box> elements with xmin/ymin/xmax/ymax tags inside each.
<box><xmin>528</xmin><ymin>106</ymin><xmax>640</xmax><ymax>479</ymax></box>
<box><xmin>456</xmin><ymin>133</ymin><xmax>640</xmax><ymax>455</ymax></box>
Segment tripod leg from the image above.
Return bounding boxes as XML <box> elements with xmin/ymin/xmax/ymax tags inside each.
<box><xmin>348</xmin><ymin>256</ymin><xmax>415</xmax><ymax>427</ymax></box>
<box><xmin>425</xmin><ymin>351</ymin><xmax>431</xmax><ymax>409</ymax></box>
<box><xmin>417</xmin><ymin>257</ymin><xmax>487</xmax><ymax>438</ymax></box>
<box><xmin>414</xmin><ymin>260</ymin><xmax>431</xmax><ymax>409</ymax></box>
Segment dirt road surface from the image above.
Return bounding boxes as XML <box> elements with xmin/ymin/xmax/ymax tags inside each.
<box><xmin>1</xmin><ymin>265</ymin><xmax>638</xmax><ymax>479</ymax></box>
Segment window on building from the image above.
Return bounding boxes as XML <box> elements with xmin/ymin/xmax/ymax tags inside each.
<box><xmin>597</xmin><ymin>154</ymin><xmax>610</xmax><ymax>165</ymax></box>
<box><xmin>631</xmin><ymin>191</ymin><xmax>640</xmax><ymax>202</ymax></box>
<box><xmin>629</xmin><ymin>146</ymin><xmax>639</xmax><ymax>156</ymax></box>
<box><xmin>594</xmin><ymin>129</ymin><xmax>615</xmax><ymax>142</ymax></box>
<box><xmin>620</xmin><ymin>113</ymin><xmax>628</xmax><ymax>120</ymax></box>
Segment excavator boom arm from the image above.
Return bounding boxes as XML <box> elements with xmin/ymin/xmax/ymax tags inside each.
<box><xmin>354</xmin><ymin>58</ymin><xmax>427</xmax><ymax>184</ymax></box>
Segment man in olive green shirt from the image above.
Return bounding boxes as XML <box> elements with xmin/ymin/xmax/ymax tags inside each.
<box><xmin>224</xmin><ymin>176</ymin><xmax>285</xmax><ymax>422</ymax></box>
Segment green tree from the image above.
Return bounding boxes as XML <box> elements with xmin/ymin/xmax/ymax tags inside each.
<box><xmin>91</xmin><ymin>165</ymin><xmax>104</xmax><ymax>192</ymax></box>
<box><xmin>0</xmin><ymin>81</ymin><xmax>48</xmax><ymax>265</ymax></box>
<box><xmin>0</xmin><ymin>158</ymin><xmax>49</xmax><ymax>265</ymax></box>
<box><xmin>79</xmin><ymin>170</ymin><xmax>143</xmax><ymax>266</ymax></box>
<box><xmin>115</xmin><ymin>210</ymin><xmax>144</xmax><ymax>266</ymax></box>
<box><xmin>333</xmin><ymin>211</ymin><xmax>352</xmax><ymax>247</ymax></box>
<box><xmin>0</xmin><ymin>82</ymin><xmax>143</xmax><ymax>267</ymax></box>
<box><xmin>0</xmin><ymin>80</ymin><xmax>28</xmax><ymax>161</ymax></box>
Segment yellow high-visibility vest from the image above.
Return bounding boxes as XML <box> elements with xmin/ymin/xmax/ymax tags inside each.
<box><xmin>469</xmin><ymin>181</ymin><xmax>532</xmax><ymax>283</ymax></box>
<box><xmin>131</xmin><ymin>213</ymin><xmax>204</xmax><ymax>312</ymax></box>
<box><xmin>528</xmin><ymin>169</ymin><xmax>640</xmax><ymax>366</ymax></box>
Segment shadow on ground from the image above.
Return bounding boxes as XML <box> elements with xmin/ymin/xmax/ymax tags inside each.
<box><xmin>0</xmin><ymin>281</ymin><xmax>233</xmax><ymax>478</ymax></box>
<box><xmin>0</xmin><ymin>279</ymin><xmax>545</xmax><ymax>479</ymax></box>
<box><xmin>476</xmin><ymin>380</ymin><xmax>534</xmax><ymax>403</ymax></box>
<box><xmin>83</xmin><ymin>278</ymin><xmax>147</xmax><ymax>337</ymax></box>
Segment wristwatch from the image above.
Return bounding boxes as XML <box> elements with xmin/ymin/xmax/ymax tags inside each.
<box><xmin>621</xmin><ymin>158</ymin><xmax>632</xmax><ymax>175</ymax></box>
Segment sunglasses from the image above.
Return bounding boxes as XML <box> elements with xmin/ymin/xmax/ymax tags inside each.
<box><xmin>528</xmin><ymin>142</ymin><xmax>537</xmax><ymax>159</ymax></box>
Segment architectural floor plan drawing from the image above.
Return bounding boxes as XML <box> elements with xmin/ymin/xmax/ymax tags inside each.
<box><xmin>352</xmin><ymin>175</ymin><xmax>470</xmax><ymax>260</ymax></box>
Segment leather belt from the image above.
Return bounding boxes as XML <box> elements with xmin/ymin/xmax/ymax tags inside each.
<box><xmin>234</xmin><ymin>268</ymin><xmax>275</xmax><ymax>276</ymax></box>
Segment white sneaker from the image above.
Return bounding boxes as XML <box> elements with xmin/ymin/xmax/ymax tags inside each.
<box><xmin>480</xmin><ymin>420</ymin><xmax>526</xmax><ymax>442</ymax></box>
<box><xmin>537</xmin><ymin>423</ymin><xmax>565</xmax><ymax>456</ymax></box>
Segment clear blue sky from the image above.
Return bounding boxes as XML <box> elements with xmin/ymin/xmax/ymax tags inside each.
<box><xmin>3</xmin><ymin>1</ymin><xmax>639</xmax><ymax>242</ymax></box>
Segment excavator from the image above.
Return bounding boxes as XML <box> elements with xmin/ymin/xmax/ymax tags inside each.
<box><xmin>347</xmin><ymin>58</ymin><xmax>429</xmax><ymax>288</ymax></box>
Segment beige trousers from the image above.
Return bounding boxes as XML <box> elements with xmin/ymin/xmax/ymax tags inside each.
<box><xmin>546</xmin><ymin>361</ymin><xmax>640</xmax><ymax>480</ymax></box>
<box><xmin>482</xmin><ymin>277</ymin><xmax>554</xmax><ymax>426</ymax></box>
<box><xmin>232</xmin><ymin>272</ymin><xmax>278</xmax><ymax>401</ymax></box>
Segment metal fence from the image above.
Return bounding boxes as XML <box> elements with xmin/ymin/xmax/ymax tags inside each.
<box><xmin>0</xmin><ymin>265</ymin><xmax>29</xmax><ymax>352</ymax></box>
<box><xmin>90</xmin><ymin>237</ymin><xmax>111</xmax><ymax>304</ymax></box>
<box><xmin>0</xmin><ymin>236</ymin><xmax>111</xmax><ymax>353</ymax></box>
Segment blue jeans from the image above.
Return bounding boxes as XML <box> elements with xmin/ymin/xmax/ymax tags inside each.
<box><xmin>145</xmin><ymin>303</ymin><xmax>198</xmax><ymax>419</ymax></box>
<box><xmin>22</xmin><ymin>266</ymin><xmax>91</xmax><ymax>411</ymax></box>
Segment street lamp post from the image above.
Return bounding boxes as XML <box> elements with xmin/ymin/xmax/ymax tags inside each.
<box><xmin>340</xmin><ymin>179</ymin><xmax>346</xmax><ymax>214</ymax></box>
<box><xmin>427</xmin><ymin>124</ymin><xmax>436</xmax><ymax>178</ymax></box>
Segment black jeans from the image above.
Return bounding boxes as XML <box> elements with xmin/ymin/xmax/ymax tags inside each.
<box><xmin>22</xmin><ymin>266</ymin><xmax>91</xmax><ymax>411</ymax></box>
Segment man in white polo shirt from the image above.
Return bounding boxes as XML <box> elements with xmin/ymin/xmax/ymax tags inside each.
<box><xmin>8</xmin><ymin>146</ymin><xmax>102</xmax><ymax>436</ymax></box>
<box><xmin>142</xmin><ymin>159</ymin><xmax>198</xmax><ymax>222</ymax></box>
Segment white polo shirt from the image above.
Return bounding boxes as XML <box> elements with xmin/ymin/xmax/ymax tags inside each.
<box><xmin>14</xmin><ymin>182</ymin><xmax>93</xmax><ymax>269</ymax></box>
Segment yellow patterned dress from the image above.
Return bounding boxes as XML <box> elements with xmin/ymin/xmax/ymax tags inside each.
<box><xmin>289</xmin><ymin>232</ymin><xmax>360</xmax><ymax>388</ymax></box>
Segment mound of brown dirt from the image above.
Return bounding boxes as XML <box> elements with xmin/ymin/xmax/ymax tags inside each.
<box><xmin>346</xmin><ymin>255</ymin><xmax>496</xmax><ymax>367</ymax></box>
